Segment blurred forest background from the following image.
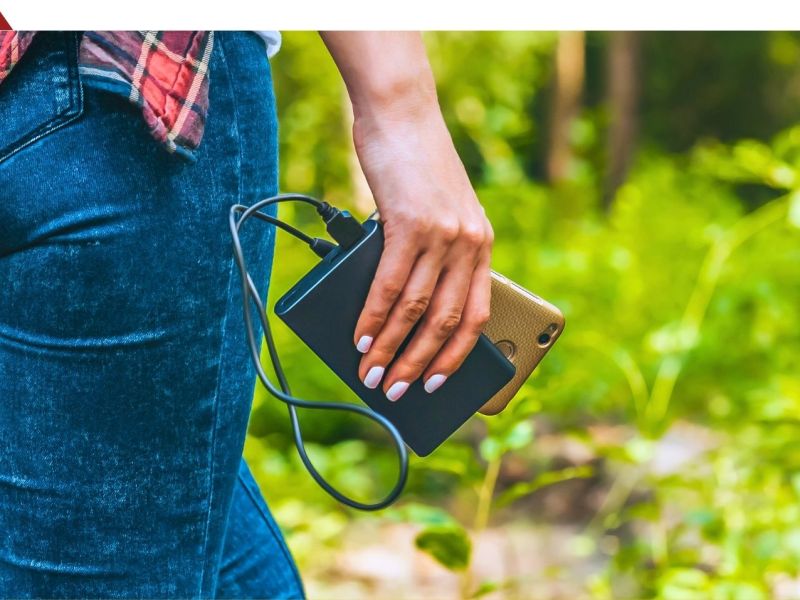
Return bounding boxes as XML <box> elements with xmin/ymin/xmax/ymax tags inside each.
<box><xmin>242</xmin><ymin>32</ymin><xmax>800</xmax><ymax>599</ymax></box>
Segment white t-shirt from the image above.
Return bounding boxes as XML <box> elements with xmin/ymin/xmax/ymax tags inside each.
<box><xmin>254</xmin><ymin>30</ymin><xmax>282</xmax><ymax>58</ymax></box>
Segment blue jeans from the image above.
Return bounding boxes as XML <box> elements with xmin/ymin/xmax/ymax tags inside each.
<box><xmin>0</xmin><ymin>31</ymin><xmax>304</xmax><ymax>598</ymax></box>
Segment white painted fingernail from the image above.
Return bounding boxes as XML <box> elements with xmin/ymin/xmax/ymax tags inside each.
<box><xmin>424</xmin><ymin>374</ymin><xmax>447</xmax><ymax>394</ymax></box>
<box><xmin>363</xmin><ymin>366</ymin><xmax>384</xmax><ymax>389</ymax></box>
<box><xmin>386</xmin><ymin>381</ymin><xmax>410</xmax><ymax>402</ymax></box>
<box><xmin>356</xmin><ymin>335</ymin><xmax>373</xmax><ymax>353</ymax></box>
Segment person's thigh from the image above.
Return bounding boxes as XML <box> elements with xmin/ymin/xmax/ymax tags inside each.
<box><xmin>215</xmin><ymin>459</ymin><xmax>304</xmax><ymax>599</ymax></box>
<box><xmin>0</xmin><ymin>30</ymin><xmax>292</xmax><ymax>598</ymax></box>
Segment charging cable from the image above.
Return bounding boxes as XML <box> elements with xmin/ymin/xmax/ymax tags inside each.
<box><xmin>228</xmin><ymin>193</ymin><xmax>409</xmax><ymax>511</ymax></box>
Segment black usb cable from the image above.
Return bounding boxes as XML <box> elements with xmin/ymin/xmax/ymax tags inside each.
<box><xmin>229</xmin><ymin>194</ymin><xmax>409</xmax><ymax>511</ymax></box>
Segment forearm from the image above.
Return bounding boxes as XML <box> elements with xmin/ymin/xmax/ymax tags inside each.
<box><xmin>318</xmin><ymin>31</ymin><xmax>439</xmax><ymax>120</ymax></box>
<box><xmin>318</xmin><ymin>32</ymin><xmax>493</xmax><ymax>402</ymax></box>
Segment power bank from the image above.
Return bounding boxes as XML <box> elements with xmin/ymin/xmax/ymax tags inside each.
<box><xmin>274</xmin><ymin>219</ymin><xmax>516</xmax><ymax>456</ymax></box>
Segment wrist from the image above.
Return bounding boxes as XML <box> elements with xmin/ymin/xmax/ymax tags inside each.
<box><xmin>349</xmin><ymin>68</ymin><xmax>439</xmax><ymax>124</ymax></box>
<box><xmin>352</xmin><ymin>99</ymin><xmax>446</xmax><ymax>164</ymax></box>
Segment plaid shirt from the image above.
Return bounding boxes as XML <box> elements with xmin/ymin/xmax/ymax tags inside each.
<box><xmin>0</xmin><ymin>31</ymin><xmax>214</xmax><ymax>161</ymax></box>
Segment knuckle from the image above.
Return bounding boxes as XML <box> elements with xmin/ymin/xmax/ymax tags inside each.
<box><xmin>398</xmin><ymin>354</ymin><xmax>429</xmax><ymax>373</ymax></box>
<box><xmin>464</xmin><ymin>320</ymin><xmax>487</xmax><ymax>337</ymax></box>
<box><xmin>372</xmin><ymin>349</ymin><xmax>396</xmax><ymax>363</ymax></box>
<box><xmin>364</xmin><ymin>304</ymin><xmax>387</xmax><ymax>322</ymax></box>
<box><xmin>432</xmin><ymin>310</ymin><xmax>462</xmax><ymax>337</ymax></box>
<box><xmin>460</xmin><ymin>222</ymin><xmax>486</xmax><ymax>247</ymax></box>
<box><xmin>469</xmin><ymin>308</ymin><xmax>491</xmax><ymax>331</ymax></box>
<box><xmin>378</xmin><ymin>281</ymin><xmax>403</xmax><ymax>305</ymax></box>
<box><xmin>435</xmin><ymin>219</ymin><xmax>460</xmax><ymax>244</ymax></box>
<box><xmin>369</xmin><ymin>341</ymin><xmax>397</xmax><ymax>361</ymax></box>
<box><xmin>401</xmin><ymin>296</ymin><xmax>430</xmax><ymax>322</ymax></box>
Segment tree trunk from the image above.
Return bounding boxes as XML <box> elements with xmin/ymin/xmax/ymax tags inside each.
<box><xmin>547</xmin><ymin>31</ymin><xmax>586</xmax><ymax>183</ymax></box>
<box><xmin>604</xmin><ymin>31</ymin><xmax>642</xmax><ymax>211</ymax></box>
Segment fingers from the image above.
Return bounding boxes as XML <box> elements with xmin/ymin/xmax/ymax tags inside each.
<box><xmin>352</xmin><ymin>231</ymin><xmax>419</xmax><ymax>355</ymax></box>
<box><xmin>421</xmin><ymin>251</ymin><xmax>492</xmax><ymax>391</ymax></box>
<box><xmin>378</xmin><ymin>252</ymin><xmax>476</xmax><ymax>399</ymax></box>
<box><xmin>357</xmin><ymin>215</ymin><xmax>493</xmax><ymax>401</ymax></box>
<box><xmin>357</xmin><ymin>249</ymin><xmax>446</xmax><ymax>388</ymax></box>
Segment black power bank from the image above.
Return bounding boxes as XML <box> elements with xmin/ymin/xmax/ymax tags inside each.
<box><xmin>274</xmin><ymin>219</ymin><xmax>516</xmax><ymax>456</ymax></box>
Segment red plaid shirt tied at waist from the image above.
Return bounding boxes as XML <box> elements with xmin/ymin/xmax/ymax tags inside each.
<box><xmin>0</xmin><ymin>31</ymin><xmax>214</xmax><ymax>161</ymax></box>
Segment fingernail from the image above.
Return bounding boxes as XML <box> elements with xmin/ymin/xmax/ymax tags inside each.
<box><xmin>386</xmin><ymin>381</ymin><xmax>410</xmax><ymax>402</ymax></box>
<box><xmin>363</xmin><ymin>366</ymin><xmax>384</xmax><ymax>389</ymax></box>
<box><xmin>424</xmin><ymin>374</ymin><xmax>447</xmax><ymax>394</ymax></box>
<box><xmin>356</xmin><ymin>335</ymin><xmax>373</xmax><ymax>353</ymax></box>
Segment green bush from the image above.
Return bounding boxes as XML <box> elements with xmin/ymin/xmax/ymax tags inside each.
<box><xmin>244</xmin><ymin>32</ymin><xmax>800</xmax><ymax>599</ymax></box>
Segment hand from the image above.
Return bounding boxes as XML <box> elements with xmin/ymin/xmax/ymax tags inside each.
<box><xmin>351</xmin><ymin>100</ymin><xmax>494</xmax><ymax>401</ymax></box>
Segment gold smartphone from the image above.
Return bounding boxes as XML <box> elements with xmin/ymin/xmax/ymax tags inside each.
<box><xmin>478</xmin><ymin>271</ymin><xmax>565</xmax><ymax>415</ymax></box>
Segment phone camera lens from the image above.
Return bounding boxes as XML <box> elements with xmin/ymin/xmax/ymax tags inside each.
<box><xmin>537</xmin><ymin>332</ymin><xmax>551</xmax><ymax>346</ymax></box>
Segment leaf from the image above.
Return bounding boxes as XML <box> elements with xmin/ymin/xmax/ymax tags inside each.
<box><xmin>472</xmin><ymin>580</ymin><xmax>500</xmax><ymax>598</ymax></box>
<box><xmin>414</xmin><ymin>524</ymin><xmax>472</xmax><ymax>571</ymax></box>
<box><xmin>480</xmin><ymin>420</ymin><xmax>535</xmax><ymax>461</ymax></box>
<box><xmin>659</xmin><ymin>567</ymin><xmax>711</xmax><ymax>599</ymax></box>
<box><xmin>788</xmin><ymin>189</ymin><xmax>800</xmax><ymax>229</ymax></box>
<box><xmin>496</xmin><ymin>465</ymin><xmax>594</xmax><ymax>508</ymax></box>
<box><xmin>504</xmin><ymin>421</ymin><xmax>535</xmax><ymax>450</ymax></box>
<box><xmin>479</xmin><ymin>437</ymin><xmax>502</xmax><ymax>462</ymax></box>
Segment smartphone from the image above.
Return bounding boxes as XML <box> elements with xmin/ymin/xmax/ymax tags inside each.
<box><xmin>274</xmin><ymin>219</ymin><xmax>516</xmax><ymax>456</ymax></box>
<box><xmin>478</xmin><ymin>271</ymin><xmax>565</xmax><ymax>415</ymax></box>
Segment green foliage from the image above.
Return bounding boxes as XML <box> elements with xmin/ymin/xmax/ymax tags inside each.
<box><xmin>414</xmin><ymin>523</ymin><xmax>473</xmax><ymax>571</ymax></box>
<box><xmin>243</xmin><ymin>31</ymin><xmax>800</xmax><ymax>598</ymax></box>
<box><xmin>496</xmin><ymin>465</ymin><xmax>595</xmax><ymax>509</ymax></box>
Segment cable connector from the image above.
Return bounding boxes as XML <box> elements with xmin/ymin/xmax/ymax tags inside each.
<box><xmin>316</xmin><ymin>202</ymin><xmax>366</xmax><ymax>250</ymax></box>
<box><xmin>309</xmin><ymin>237</ymin><xmax>337</xmax><ymax>258</ymax></box>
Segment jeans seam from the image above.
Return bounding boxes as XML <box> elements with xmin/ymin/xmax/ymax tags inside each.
<box><xmin>198</xmin><ymin>31</ymin><xmax>240</xmax><ymax>600</ymax></box>
<box><xmin>237</xmin><ymin>470</ymin><xmax>305</xmax><ymax>598</ymax></box>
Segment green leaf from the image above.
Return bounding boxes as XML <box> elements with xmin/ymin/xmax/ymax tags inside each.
<box><xmin>624</xmin><ymin>437</ymin><xmax>655</xmax><ymax>464</ymax></box>
<box><xmin>496</xmin><ymin>465</ymin><xmax>594</xmax><ymax>508</ymax></box>
<box><xmin>659</xmin><ymin>568</ymin><xmax>711</xmax><ymax>599</ymax></box>
<box><xmin>478</xmin><ymin>437</ymin><xmax>502</xmax><ymax>462</ymax></box>
<box><xmin>480</xmin><ymin>420</ymin><xmax>535</xmax><ymax>462</ymax></box>
<box><xmin>414</xmin><ymin>524</ymin><xmax>472</xmax><ymax>571</ymax></box>
<box><xmin>788</xmin><ymin>189</ymin><xmax>800</xmax><ymax>229</ymax></box>
<box><xmin>504</xmin><ymin>421</ymin><xmax>535</xmax><ymax>450</ymax></box>
<box><xmin>472</xmin><ymin>580</ymin><xmax>500</xmax><ymax>598</ymax></box>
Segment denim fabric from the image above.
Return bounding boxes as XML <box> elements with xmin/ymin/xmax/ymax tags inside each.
<box><xmin>0</xmin><ymin>31</ymin><xmax>304</xmax><ymax>599</ymax></box>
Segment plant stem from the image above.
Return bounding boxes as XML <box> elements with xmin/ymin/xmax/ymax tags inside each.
<box><xmin>585</xmin><ymin>464</ymin><xmax>642</xmax><ymax>536</ymax></box>
<box><xmin>570</xmin><ymin>334</ymin><xmax>650</xmax><ymax>425</ymax></box>
<box><xmin>475</xmin><ymin>456</ymin><xmax>502</xmax><ymax>533</ymax></box>
<box><xmin>645</xmin><ymin>193</ymin><xmax>791</xmax><ymax>430</ymax></box>
<box><xmin>461</xmin><ymin>455</ymin><xmax>503</xmax><ymax>599</ymax></box>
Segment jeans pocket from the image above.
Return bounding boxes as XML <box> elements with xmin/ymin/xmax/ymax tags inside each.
<box><xmin>0</xmin><ymin>31</ymin><xmax>84</xmax><ymax>165</ymax></box>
